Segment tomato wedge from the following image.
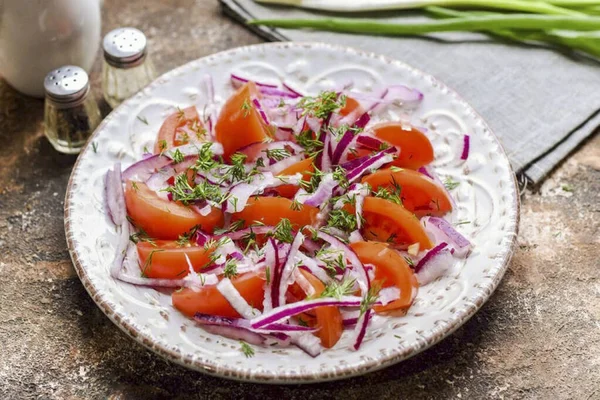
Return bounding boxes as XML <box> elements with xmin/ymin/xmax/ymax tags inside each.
<box><xmin>137</xmin><ymin>240</ymin><xmax>214</xmax><ymax>279</ymax></box>
<box><xmin>362</xmin><ymin>168</ymin><xmax>452</xmax><ymax>217</ymax></box>
<box><xmin>172</xmin><ymin>273</ymin><xmax>265</xmax><ymax>318</ymax></box>
<box><xmin>154</xmin><ymin>106</ymin><xmax>203</xmax><ymax>153</ymax></box>
<box><xmin>350</xmin><ymin>241</ymin><xmax>418</xmax><ymax>313</ymax></box>
<box><xmin>339</xmin><ymin>96</ymin><xmax>362</xmax><ymax>117</ymax></box>
<box><xmin>232</xmin><ymin>197</ymin><xmax>319</xmax><ymax>229</ymax></box>
<box><xmin>361</xmin><ymin>197</ymin><xmax>433</xmax><ymax>249</ymax></box>
<box><xmin>273</xmin><ymin>157</ymin><xmax>314</xmax><ymax>198</ymax></box>
<box><xmin>124</xmin><ymin>181</ymin><xmax>224</xmax><ymax>239</ymax></box>
<box><xmin>215</xmin><ymin>82</ymin><xmax>272</xmax><ymax>159</ymax></box>
<box><xmin>371</xmin><ymin>122</ymin><xmax>434</xmax><ymax>169</ymax></box>
<box><xmin>299</xmin><ymin>270</ymin><xmax>343</xmax><ymax>348</ymax></box>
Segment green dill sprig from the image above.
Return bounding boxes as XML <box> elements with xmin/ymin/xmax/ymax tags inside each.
<box><xmin>195</xmin><ymin>143</ymin><xmax>220</xmax><ymax>171</ymax></box>
<box><xmin>320</xmin><ymin>278</ymin><xmax>356</xmax><ymax>299</ymax></box>
<box><xmin>327</xmin><ymin>209</ymin><xmax>359</xmax><ymax>232</ymax></box>
<box><xmin>269</xmin><ymin>218</ymin><xmax>294</xmax><ymax>243</ymax></box>
<box><xmin>176</xmin><ymin>225</ymin><xmax>200</xmax><ymax>247</ymax></box>
<box><xmin>299</xmin><ymin>167</ymin><xmax>324</xmax><ymax>193</ymax></box>
<box><xmin>166</xmin><ymin>174</ymin><xmax>228</xmax><ymax>205</ymax></box>
<box><xmin>241</xmin><ymin>99</ymin><xmax>252</xmax><ymax>118</ymax></box>
<box><xmin>296</xmin><ymin>130</ymin><xmax>324</xmax><ymax>158</ymax></box>
<box><xmin>360</xmin><ymin>283</ymin><xmax>382</xmax><ymax>316</ymax></box>
<box><xmin>223</xmin><ymin>258</ymin><xmax>238</xmax><ymax>279</ymax></box>
<box><xmin>214</xmin><ymin>219</ymin><xmax>246</xmax><ymax>235</ymax></box>
<box><xmin>140</xmin><ymin>249</ymin><xmax>165</xmax><ymax>277</ymax></box>
<box><xmin>444</xmin><ymin>176</ymin><xmax>460</xmax><ymax>190</ymax></box>
<box><xmin>171</xmin><ymin>148</ymin><xmax>185</xmax><ymax>164</ymax></box>
<box><xmin>240</xmin><ymin>341</ymin><xmax>255</xmax><ymax>358</ymax></box>
<box><xmin>297</xmin><ymin>91</ymin><xmax>346</xmax><ymax>119</ymax></box>
<box><xmin>264</xmin><ymin>148</ymin><xmax>291</xmax><ymax>162</ymax></box>
<box><xmin>332</xmin><ymin>167</ymin><xmax>349</xmax><ymax>190</ymax></box>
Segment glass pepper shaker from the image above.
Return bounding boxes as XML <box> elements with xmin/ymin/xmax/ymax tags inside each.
<box><xmin>43</xmin><ymin>66</ymin><xmax>102</xmax><ymax>154</ymax></box>
<box><xmin>102</xmin><ymin>27</ymin><xmax>156</xmax><ymax>108</ymax></box>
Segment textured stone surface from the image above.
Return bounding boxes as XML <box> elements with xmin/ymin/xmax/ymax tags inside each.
<box><xmin>0</xmin><ymin>1</ymin><xmax>598</xmax><ymax>399</ymax></box>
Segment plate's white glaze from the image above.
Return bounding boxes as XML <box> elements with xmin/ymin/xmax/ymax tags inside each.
<box><xmin>65</xmin><ymin>42</ymin><xmax>519</xmax><ymax>383</ymax></box>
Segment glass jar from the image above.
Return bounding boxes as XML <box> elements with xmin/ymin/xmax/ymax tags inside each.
<box><xmin>43</xmin><ymin>66</ymin><xmax>101</xmax><ymax>154</ymax></box>
<box><xmin>102</xmin><ymin>27</ymin><xmax>156</xmax><ymax>108</ymax></box>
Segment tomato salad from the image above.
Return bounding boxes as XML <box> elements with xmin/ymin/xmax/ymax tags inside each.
<box><xmin>105</xmin><ymin>74</ymin><xmax>472</xmax><ymax>357</ymax></box>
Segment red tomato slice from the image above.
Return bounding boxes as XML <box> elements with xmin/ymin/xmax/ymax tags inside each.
<box><xmin>273</xmin><ymin>157</ymin><xmax>314</xmax><ymax>198</ymax></box>
<box><xmin>371</xmin><ymin>122</ymin><xmax>434</xmax><ymax>169</ymax></box>
<box><xmin>350</xmin><ymin>241</ymin><xmax>418</xmax><ymax>313</ymax></box>
<box><xmin>362</xmin><ymin>168</ymin><xmax>452</xmax><ymax>217</ymax></box>
<box><xmin>124</xmin><ymin>181</ymin><xmax>224</xmax><ymax>239</ymax></box>
<box><xmin>154</xmin><ymin>106</ymin><xmax>204</xmax><ymax>153</ymax></box>
<box><xmin>232</xmin><ymin>197</ymin><xmax>319</xmax><ymax>229</ymax></box>
<box><xmin>215</xmin><ymin>82</ymin><xmax>272</xmax><ymax>159</ymax></box>
<box><xmin>299</xmin><ymin>270</ymin><xmax>343</xmax><ymax>348</ymax></box>
<box><xmin>137</xmin><ymin>240</ymin><xmax>215</xmax><ymax>279</ymax></box>
<box><xmin>361</xmin><ymin>197</ymin><xmax>433</xmax><ymax>249</ymax></box>
<box><xmin>339</xmin><ymin>96</ymin><xmax>362</xmax><ymax>117</ymax></box>
<box><xmin>172</xmin><ymin>273</ymin><xmax>265</xmax><ymax>318</ymax></box>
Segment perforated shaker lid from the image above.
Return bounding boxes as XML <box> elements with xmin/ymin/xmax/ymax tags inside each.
<box><xmin>44</xmin><ymin>66</ymin><xmax>89</xmax><ymax>103</ymax></box>
<box><xmin>103</xmin><ymin>27</ymin><xmax>147</xmax><ymax>67</ymax></box>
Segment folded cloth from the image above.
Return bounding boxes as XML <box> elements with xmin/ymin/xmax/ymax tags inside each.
<box><xmin>221</xmin><ymin>0</ymin><xmax>600</xmax><ymax>184</ymax></box>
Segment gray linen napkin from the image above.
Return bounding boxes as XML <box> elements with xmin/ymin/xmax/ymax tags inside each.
<box><xmin>220</xmin><ymin>0</ymin><xmax>600</xmax><ymax>184</ymax></box>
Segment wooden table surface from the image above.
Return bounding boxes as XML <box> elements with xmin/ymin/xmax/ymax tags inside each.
<box><xmin>1</xmin><ymin>1</ymin><xmax>599</xmax><ymax>399</ymax></box>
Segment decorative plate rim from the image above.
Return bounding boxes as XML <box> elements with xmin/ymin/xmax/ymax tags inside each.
<box><xmin>64</xmin><ymin>41</ymin><xmax>520</xmax><ymax>383</ymax></box>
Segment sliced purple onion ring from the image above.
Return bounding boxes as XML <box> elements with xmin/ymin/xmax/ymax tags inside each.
<box><xmin>251</xmin><ymin>296</ymin><xmax>363</xmax><ymax>329</ymax></box>
<box><xmin>461</xmin><ymin>135</ymin><xmax>470</xmax><ymax>160</ymax></box>
<box><xmin>422</xmin><ymin>216</ymin><xmax>472</xmax><ymax>258</ymax></box>
<box><xmin>105</xmin><ymin>163</ymin><xmax>126</xmax><ymax>226</ymax></box>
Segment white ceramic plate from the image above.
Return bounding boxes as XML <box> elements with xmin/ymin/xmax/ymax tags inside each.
<box><xmin>65</xmin><ymin>42</ymin><xmax>519</xmax><ymax>383</ymax></box>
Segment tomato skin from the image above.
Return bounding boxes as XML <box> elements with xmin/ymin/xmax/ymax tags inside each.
<box><xmin>154</xmin><ymin>106</ymin><xmax>200</xmax><ymax>153</ymax></box>
<box><xmin>232</xmin><ymin>197</ymin><xmax>319</xmax><ymax>229</ymax></box>
<box><xmin>124</xmin><ymin>181</ymin><xmax>224</xmax><ymax>239</ymax></box>
<box><xmin>215</xmin><ymin>82</ymin><xmax>271</xmax><ymax>159</ymax></box>
<box><xmin>361</xmin><ymin>168</ymin><xmax>452</xmax><ymax>217</ymax></box>
<box><xmin>361</xmin><ymin>197</ymin><xmax>433</xmax><ymax>249</ymax></box>
<box><xmin>299</xmin><ymin>270</ymin><xmax>343</xmax><ymax>348</ymax></box>
<box><xmin>339</xmin><ymin>96</ymin><xmax>362</xmax><ymax>117</ymax></box>
<box><xmin>371</xmin><ymin>122</ymin><xmax>434</xmax><ymax>169</ymax></box>
<box><xmin>172</xmin><ymin>273</ymin><xmax>265</xmax><ymax>318</ymax></box>
<box><xmin>137</xmin><ymin>240</ymin><xmax>214</xmax><ymax>279</ymax></box>
<box><xmin>350</xmin><ymin>241</ymin><xmax>418</xmax><ymax>313</ymax></box>
<box><xmin>273</xmin><ymin>157</ymin><xmax>314</xmax><ymax>198</ymax></box>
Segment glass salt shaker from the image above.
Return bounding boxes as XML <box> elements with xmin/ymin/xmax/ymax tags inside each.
<box><xmin>43</xmin><ymin>66</ymin><xmax>102</xmax><ymax>154</ymax></box>
<box><xmin>102</xmin><ymin>27</ymin><xmax>156</xmax><ymax>108</ymax></box>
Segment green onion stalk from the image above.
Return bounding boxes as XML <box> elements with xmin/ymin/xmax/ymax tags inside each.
<box><xmin>251</xmin><ymin>0</ymin><xmax>600</xmax><ymax>60</ymax></box>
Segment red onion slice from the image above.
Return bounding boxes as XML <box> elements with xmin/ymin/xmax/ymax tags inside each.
<box><xmin>252</xmin><ymin>98</ymin><xmax>271</xmax><ymax>126</ymax></box>
<box><xmin>461</xmin><ymin>135</ymin><xmax>470</xmax><ymax>160</ymax></box>
<box><xmin>282</xmin><ymin>81</ymin><xmax>304</xmax><ymax>97</ymax></box>
<box><xmin>422</xmin><ymin>216</ymin><xmax>472</xmax><ymax>257</ymax></box>
<box><xmin>231</xmin><ymin>73</ymin><xmax>278</xmax><ymax>89</ymax></box>
<box><xmin>352</xmin><ymin>309</ymin><xmax>371</xmax><ymax>350</ymax></box>
<box><xmin>122</xmin><ymin>154</ymin><xmax>171</xmax><ymax>182</ymax></box>
<box><xmin>414</xmin><ymin>242</ymin><xmax>455</xmax><ymax>285</ymax></box>
<box><xmin>145</xmin><ymin>155</ymin><xmax>197</xmax><ymax>192</ymax></box>
<box><xmin>105</xmin><ymin>163</ymin><xmax>126</xmax><ymax>226</ymax></box>
<box><xmin>278</xmin><ymin>232</ymin><xmax>305</xmax><ymax>306</ymax></box>
<box><xmin>217</xmin><ymin>278</ymin><xmax>261</xmax><ymax>319</ymax></box>
<box><xmin>251</xmin><ymin>296</ymin><xmax>363</xmax><ymax>329</ymax></box>
<box><xmin>109</xmin><ymin>224</ymin><xmax>130</xmax><ymax>278</ymax></box>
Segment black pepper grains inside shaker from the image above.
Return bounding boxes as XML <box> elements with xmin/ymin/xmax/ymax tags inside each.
<box><xmin>43</xmin><ymin>66</ymin><xmax>101</xmax><ymax>154</ymax></box>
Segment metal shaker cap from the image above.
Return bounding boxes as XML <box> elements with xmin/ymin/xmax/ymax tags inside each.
<box><xmin>44</xmin><ymin>66</ymin><xmax>89</xmax><ymax>104</ymax></box>
<box><xmin>103</xmin><ymin>27</ymin><xmax>148</xmax><ymax>68</ymax></box>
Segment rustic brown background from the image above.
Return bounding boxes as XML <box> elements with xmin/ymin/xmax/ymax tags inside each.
<box><xmin>1</xmin><ymin>1</ymin><xmax>599</xmax><ymax>399</ymax></box>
